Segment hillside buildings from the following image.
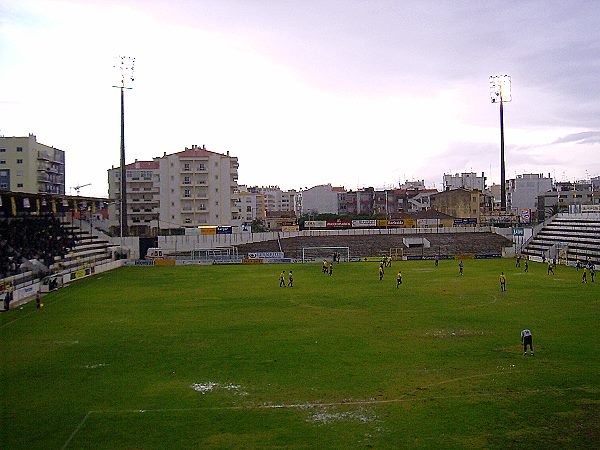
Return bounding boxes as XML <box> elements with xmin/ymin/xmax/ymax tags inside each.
<box><xmin>0</xmin><ymin>134</ymin><xmax>65</xmax><ymax>195</ymax></box>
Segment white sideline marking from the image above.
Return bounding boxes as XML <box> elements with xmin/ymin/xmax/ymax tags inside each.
<box><xmin>61</xmin><ymin>383</ymin><xmax>590</xmax><ymax>448</ymax></box>
<box><xmin>61</xmin><ymin>411</ymin><xmax>91</xmax><ymax>449</ymax></box>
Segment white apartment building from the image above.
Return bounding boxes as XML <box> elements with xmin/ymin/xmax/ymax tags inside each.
<box><xmin>443</xmin><ymin>172</ymin><xmax>486</xmax><ymax>191</ymax></box>
<box><xmin>245</xmin><ymin>186</ymin><xmax>300</xmax><ymax>218</ymax></box>
<box><xmin>506</xmin><ymin>173</ymin><xmax>553</xmax><ymax>212</ymax></box>
<box><xmin>238</xmin><ymin>185</ymin><xmax>260</xmax><ymax>225</ymax></box>
<box><xmin>108</xmin><ymin>160</ymin><xmax>160</xmax><ymax>235</ymax></box>
<box><xmin>158</xmin><ymin>145</ymin><xmax>241</xmax><ymax>229</ymax></box>
<box><xmin>301</xmin><ymin>184</ymin><xmax>343</xmax><ymax>214</ymax></box>
<box><xmin>0</xmin><ymin>134</ymin><xmax>65</xmax><ymax>195</ymax></box>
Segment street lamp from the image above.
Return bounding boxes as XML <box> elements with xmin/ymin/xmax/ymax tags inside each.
<box><xmin>489</xmin><ymin>74</ymin><xmax>512</xmax><ymax>212</ymax></box>
<box><xmin>113</xmin><ymin>56</ymin><xmax>135</xmax><ymax>239</ymax></box>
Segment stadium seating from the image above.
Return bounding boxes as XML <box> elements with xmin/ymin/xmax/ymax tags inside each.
<box><xmin>236</xmin><ymin>232</ymin><xmax>512</xmax><ymax>260</ymax></box>
<box><xmin>522</xmin><ymin>214</ymin><xmax>600</xmax><ymax>265</ymax></box>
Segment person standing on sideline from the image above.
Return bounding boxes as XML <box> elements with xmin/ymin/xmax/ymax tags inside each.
<box><xmin>3</xmin><ymin>290</ymin><xmax>9</xmax><ymax>311</ymax></box>
<box><xmin>379</xmin><ymin>264</ymin><xmax>384</xmax><ymax>281</ymax></box>
<box><xmin>521</xmin><ymin>329</ymin><xmax>534</xmax><ymax>356</ymax></box>
<box><xmin>396</xmin><ymin>270</ymin><xmax>402</xmax><ymax>288</ymax></box>
<box><xmin>288</xmin><ymin>270</ymin><xmax>293</xmax><ymax>287</ymax></box>
<box><xmin>590</xmin><ymin>264</ymin><xmax>595</xmax><ymax>282</ymax></box>
<box><xmin>524</xmin><ymin>259</ymin><xmax>529</xmax><ymax>273</ymax></box>
<box><xmin>459</xmin><ymin>260</ymin><xmax>464</xmax><ymax>276</ymax></box>
<box><xmin>500</xmin><ymin>272</ymin><xmax>507</xmax><ymax>291</ymax></box>
<box><xmin>279</xmin><ymin>270</ymin><xmax>286</xmax><ymax>287</ymax></box>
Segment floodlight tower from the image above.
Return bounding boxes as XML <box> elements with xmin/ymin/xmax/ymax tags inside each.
<box><xmin>489</xmin><ymin>74</ymin><xmax>512</xmax><ymax>211</ymax></box>
<box><xmin>113</xmin><ymin>56</ymin><xmax>135</xmax><ymax>238</ymax></box>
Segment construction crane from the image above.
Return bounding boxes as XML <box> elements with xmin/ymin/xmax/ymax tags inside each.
<box><xmin>71</xmin><ymin>183</ymin><xmax>91</xmax><ymax>196</ymax></box>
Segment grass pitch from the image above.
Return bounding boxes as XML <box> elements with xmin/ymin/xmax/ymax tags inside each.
<box><xmin>0</xmin><ymin>259</ymin><xmax>598</xmax><ymax>449</ymax></box>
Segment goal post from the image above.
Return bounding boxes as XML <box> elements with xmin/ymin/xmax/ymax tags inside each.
<box><xmin>302</xmin><ymin>246</ymin><xmax>350</xmax><ymax>263</ymax></box>
<box><xmin>389</xmin><ymin>247</ymin><xmax>404</xmax><ymax>259</ymax></box>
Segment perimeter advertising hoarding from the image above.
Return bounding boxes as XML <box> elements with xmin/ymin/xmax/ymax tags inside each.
<box><xmin>326</xmin><ymin>220</ymin><xmax>352</xmax><ymax>228</ymax></box>
<box><xmin>453</xmin><ymin>218</ymin><xmax>477</xmax><ymax>225</ymax></box>
<box><xmin>352</xmin><ymin>219</ymin><xmax>377</xmax><ymax>227</ymax></box>
<box><xmin>304</xmin><ymin>220</ymin><xmax>327</xmax><ymax>228</ymax></box>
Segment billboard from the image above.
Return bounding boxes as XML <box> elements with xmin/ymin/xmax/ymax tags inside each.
<box><xmin>326</xmin><ymin>220</ymin><xmax>352</xmax><ymax>228</ymax></box>
<box><xmin>304</xmin><ymin>220</ymin><xmax>327</xmax><ymax>228</ymax></box>
<box><xmin>352</xmin><ymin>219</ymin><xmax>377</xmax><ymax>227</ymax></box>
<box><xmin>519</xmin><ymin>208</ymin><xmax>531</xmax><ymax>224</ymax></box>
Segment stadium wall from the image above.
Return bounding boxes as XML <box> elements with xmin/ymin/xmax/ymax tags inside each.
<box><xmin>157</xmin><ymin>226</ymin><xmax>495</xmax><ymax>252</ymax></box>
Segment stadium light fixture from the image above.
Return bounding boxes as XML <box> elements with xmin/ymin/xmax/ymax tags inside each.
<box><xmin>489</xmin><ymin>74</ymin><xmax>511</xmax><ymax>212</ymax></box>
<box><xmin>113</xmin><ymin>56</ymin><xmax>135</xmax><ymax>239</ymax></box>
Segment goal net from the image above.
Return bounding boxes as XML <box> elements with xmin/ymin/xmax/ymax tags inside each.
<box><xmin>302</xmin><ymin>246</ymin><xmax>350</xmax><ymax>263</ymax></box>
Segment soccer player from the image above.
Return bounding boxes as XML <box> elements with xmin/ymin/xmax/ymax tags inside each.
<box><xmin>328</xmin><ymin>262</ymin><xmax>333</xmax><ymax>276</ymax></box>
<box><xmin>279</xmin><ymin>270</ymin><xmax>286</xmax><ymax>287</ymax></box>
<box><xmin>379</xmin><ymin>264</ymin><xmax>384</xmax><ymax>281</ymax></box>
<box><xmin>288</xmin><ymin>270</ymin><xmax>293</xmax><ymax>287</ymax></box>
<box><xmin>459</xmin><ymin>260</ymin><xmax>464</xmax><ymax>276</ymax></box>
<box><xmin>582</xmin><ymin>266</ymin><xmax>589</xmax><ymax>283</ymax></box>
<box><xmin>434</xmin><ymin>257</ymin><xmax>439</xmax><ymax>267</ymax></box>
<box><xmin>521</xmin><ymin>329</ymin><xmax>534</xmax><ymax>356</ymax></box>
<box><xmin>322</xmin><ymin>259</ymin><xmax>327</xmax><ymax>274</ymax></box>
<box><xmin>590</xmin><ymin>264</ymin><xmax>596</xmax><ymax>282</ymax></box>
<box><xmin>500</xmin><ymin>272</ymin><xmax>507</xmax><ymax>291</ymax></box>
<box><xmin>547</xmin><ymin>262</ymin><xmax>554</xmax><ymax>275</ymax></box>
<box><xmin>396</xmin><ymin>270</ymin><xmax>402</xmax><ymax>288</ymax></box>
<box><xmin>516</xmin><ymin>255</ymin><xmax>521</xmax><ymax>268</ymax></box>
<box><xmin>524</xmin><ymin>259</ymin><xmax>529</xmax><ymax>273</ymax></box>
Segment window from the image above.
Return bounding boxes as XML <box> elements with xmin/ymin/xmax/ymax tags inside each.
<box><xmin>17</xmin><ymin>159</ymin><xmax>23</xmax><ymax>164</ymax></box>
<box><xmin>183</xmin><ymin>176</ymin><xmax>191</xmax><ymax>184</ymax></box>
<box><xmin>184</xmin><ymin>189</ymin><xmax>191</xmax><ymax>198</ymax></box>
<box><xmin>0</xmin><ymin>160</ymin><xmax>5</xmax><ymax>164</ymax></box>
<box><xmin>215</xmin><ymin>201</ymin><xmax>219</xmax><ymax>206</ymax></box>
<box><xmin>184</xmin><ymin>163</ymin><xmax>190</xmax><ymax>171</ymax></box>
<box><xmin>16</xmin><ymin>170</ymin><xmax>23</xmax><ymax>177</ymax></box>
<box><xmin>0</xmin><ymin>149</ymin><xmax>5</xmax><ymax>152</ymax></box>
<box><xmin>184</xmin><ymin>218</ymin><xmax>191</xmax><ymax>224</ymax></box>
<box><xmin>198</xmin><ymin>163</ymin><xmax>205</xmax><ymax>171</ymax></box>
<box><xmin>17</xmin><ymin>183</ymin><xmax>23</xmax><ymax>188</ymax></box>
<box><xmin>16</xmin><ymin>147</ymin><xmax>23</xmax><ymax>152</ymax></box>
<box><xmin>0</xmin><ymin>183</ymin><xmax>7</xmax><ymax>189</ymax></box>
<box><xmin>246</xmin><ymin>206</ymin><xmax>252</xmax><ymax>212</ymax></box>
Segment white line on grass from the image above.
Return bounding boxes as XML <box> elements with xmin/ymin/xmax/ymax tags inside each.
<box><xmin>61</xmin><ymin>411</ymin><xmax>91</xmax><ymax>450</ymax></box>
<box><xmin>61</xmin><ymin>383</ymin><xmax>590</xmax><ymax>448</ymax></box>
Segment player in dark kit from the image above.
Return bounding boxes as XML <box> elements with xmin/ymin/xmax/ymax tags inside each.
<box><xmin>521</xmin><ymin>329</ymin><xmax>534</xmax><ymax>356</ymax></box>
<box><xmin>459</xmin><ymin>260</ymin><xmax>464</xmax><ymax>275</ymax></box>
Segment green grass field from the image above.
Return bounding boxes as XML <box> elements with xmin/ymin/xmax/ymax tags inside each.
<box><xmin>1</xmin><ymin>259</ymin><xmax>598</xmax><ymax>449</ymax></box>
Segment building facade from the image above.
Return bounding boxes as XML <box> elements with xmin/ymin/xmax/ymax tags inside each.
<box><xmin>430</xmin><ymin>188</ymin><xmax>482</xmax><ymax>221</ymax></box>
<box><xmin>301</xmin><ymin>184</ymin><xmax>344</xmax><ymax>215</ymax></box>
<box><xmin>506</xmin><ymin>173</ymin><xmax>553</xmax><ymax>213</ymax></box>
<box><xmin>537</xmin><ymin>181</ymin><xmax>594</xmax><ymax>221</ymax></box>
<box><xmin>158</xmin><ymin>145</ymin><xmax>241</xmax><ymax>230</ymax></box>
<box><xmin>443</xmin><ymin>172</ymin><xmax>486</xmax><ymax>191</ymax></box>
<box><xmin>0</xmin><ymin>134</ymin><xmax>65</xmax><ymax>195</ymax></box>
<box><xmin>108</xmin><ymin>160</ymin><xmax>160</xmax><ymax>235</ymax></box>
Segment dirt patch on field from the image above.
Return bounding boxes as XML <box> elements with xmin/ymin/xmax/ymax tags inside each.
<box><xmin>190</xmin><ymin>382</ymin><xmax>248</xmax><ymax>396</ymax></box>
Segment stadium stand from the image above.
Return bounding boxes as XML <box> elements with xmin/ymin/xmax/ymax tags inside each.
<box><xmin>522</xmin><ymin>213</ymin><xmax>600</xmax><ymax>265</ymax></box>
<box><xmin>236</xmin><ymin>232</ymin><xmax>512</xmax><ymax>260</ymax></box>
<box><xmin>0</xmin><ymin>217</ymin><xmax>75</xmax><ymax>279</ymax></box>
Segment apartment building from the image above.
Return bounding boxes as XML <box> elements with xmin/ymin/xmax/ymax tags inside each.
<box><xmin>301</xmin><ymin>184</ymin><xmax>345</xmax><ymax>214</ymax></box>
<box><xmin>537</xmin><ymin>181</ymin><xmax>594</xmax><ymax>221</ymax></box>
<box><xmin>108</xmin><ymin>160</ymin><xmax>160</xmax><ymax>235</ymax></box>
<box><xmin>245</xmin><ymin>186</ymin><xmax>299</xmax><ymax>217</ymax></box>
<box><xmin>430</xmin><ymin>188</ymin><xmax>483</xmax><ymax>221</ymax></box>
<box><xmin>0</xmin><ymin>134</ymin><xmax>65</xmax><ymax>195</ymax></box>
<box><xmin>238</xmin><ymin>185</ymin><xmax>260</xmax><ymax>225</ymax></box>
<box><xmin>158</xmin><ymin>145</ymin><xmax>241</xmax><ymax>230</ymax></box>
<box><xmin>443</xmin><ymin>172</ymin><xmax>486</xmax><ymax>191</ymax></box>
<box><xmin>506</xmin><ymin>173</ymin><xmax>553</xmax><ymax>213</ymax></box>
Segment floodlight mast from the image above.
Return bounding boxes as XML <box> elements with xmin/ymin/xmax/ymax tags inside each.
<box><xmin>489</xmin><ymin>75</ymin><xmax>512</xmax><ymax>212</ymax></box>
<box><xmin>113</xmin><ymin>56</ymin><xmax>135</xmax><ymax>238</ymax></box>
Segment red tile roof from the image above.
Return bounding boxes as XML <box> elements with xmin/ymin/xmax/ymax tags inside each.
<box><xmin>174</xmin><ymin>147</ymin><xmax>224</xmax><ymax>158</ymax></box>
<box><xmin>125</xmin><ymin>161</ymin><xmax>159</xmax><ymax>169</ymax></box>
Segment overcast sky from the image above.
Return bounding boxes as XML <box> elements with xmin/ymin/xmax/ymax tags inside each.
<box><xmin>1</xmin><ymin>0</ymin><xmax>599</xmax><ymax>197</ymax></box>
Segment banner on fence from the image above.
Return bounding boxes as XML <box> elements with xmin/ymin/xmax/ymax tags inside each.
<box><xmin>326</xmin><ymin>220</ymin><xmax>352</xmax><ymax>228</ymax></box>
<box><xmin>248</xmin><ymin>252</ymin><xmax>284</xmax><ymax>259</ymax></box>
<box><xmin>242</xmin><ymin>258</ymin><xmax>263</xmax><ymax>264</ymax></box>
<box><xmin>304</xmin><ymin>220</ymin><xmax>327</xmax><ymax>228</ymax></box>
<box><xmin>453</xmin><ymin>218</ymin><xmax>477</xmax><ymax>225</ymax></box>
<box><xmin>352</xmin><ymin>219</ymin><xmax>377</xmax><ymax>227</ymax></box>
